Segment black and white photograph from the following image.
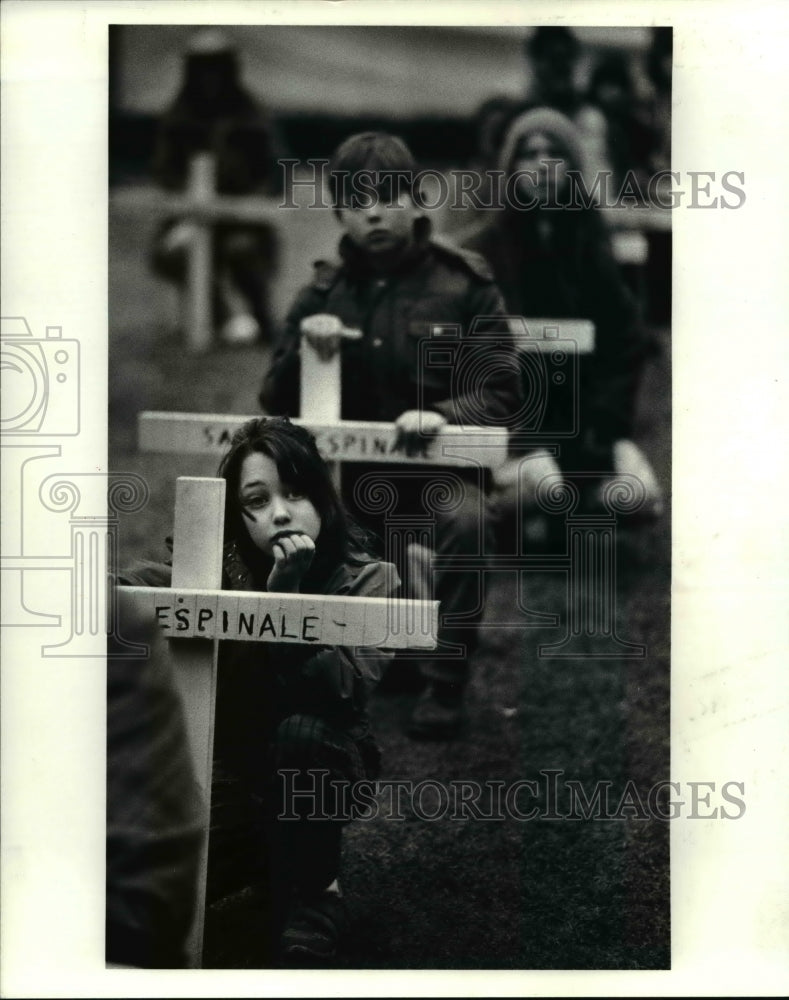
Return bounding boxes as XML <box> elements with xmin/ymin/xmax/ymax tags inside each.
<box><xmin>2</xmin><ymin>1</ymin><xmax>788</xmax><ymax>996</ymax></box>
<box><xmin>107</xmin><ymin>21</ymin><xmax>673</xmax><ymax>971</ymax></box>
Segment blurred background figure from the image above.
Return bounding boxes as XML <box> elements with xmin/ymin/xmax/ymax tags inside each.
<box><xmin>636</xmin><ymin>26</ymin><xmax>673</xmax><ymax>325</ymax></box>
<box><xmin>473</xmin><ymin>27</ymin><xmax>610</xmax><ymax>194</ymax></box>
<box><xmin>523</xmin><ymin>26</ymin><xmax>612</xmax><ymax>189</ymax></box>
<box><xmin>524</xmin><ymin>25</ymin><xmax>583</xmax><ymax>117</ymax></box>
<box><xmin>460</xmin><ymin>107</ymin><xmax>664</xmax><ymax>544</ymax></box>
<box><xmin>578</xmin><ymin>50</ymin><xmax>654</xmax><ymax>193</ymax></box>
<box><xmin>106</xmin><ymin>589</ymin><xmax>204</xmax><ymax>968</ymax></box>
<box><xmin>149</xmin><ymin>28</ymin><xmax>287</xmax><ymax>346</ymax></box>
<box><xmin>643</xmin><ymin>27</ymin><xmax>672</xmax><ymax>177</ymax></box>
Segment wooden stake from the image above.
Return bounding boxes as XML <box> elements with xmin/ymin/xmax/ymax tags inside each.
<box><xmin>186</xmin><ymin>154</ymin><xmax>216</xmax><ymax>355</ymax></box>
<box><xmin>169</xmin><ymin>476</ymin><xmax>225</xmax><ymax>966</ymax></box>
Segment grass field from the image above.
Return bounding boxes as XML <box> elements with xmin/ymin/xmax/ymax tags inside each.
<box><xmin>109</xmin><ymin>194</ymin><xmax>671</xmax><ymax>970</ymax></box>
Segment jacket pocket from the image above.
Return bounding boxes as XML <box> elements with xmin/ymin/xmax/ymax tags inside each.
<box><xmin>406</xmin><ymin>320</ymin><xmax>456</xmax><ymax>394</ymax></box>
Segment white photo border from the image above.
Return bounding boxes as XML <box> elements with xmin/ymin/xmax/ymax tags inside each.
<box><xmin>2</xmin><ymin>1</ymin><xmax>788</xmax><ymax>996</ymax></box>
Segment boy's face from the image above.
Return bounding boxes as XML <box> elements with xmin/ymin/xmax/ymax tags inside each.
<box><xmin>337</xmin><ymin>191</ymin><xmax>420</xmax><ymax>256</ymax></box>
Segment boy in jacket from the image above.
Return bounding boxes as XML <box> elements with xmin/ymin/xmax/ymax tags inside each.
<box><xmin>260</xmin><ymin>132</ymin><xmax>522</xmax><ymax>738</ymax></box>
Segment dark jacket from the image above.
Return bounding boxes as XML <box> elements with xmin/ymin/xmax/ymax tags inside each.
<box><xmin>106</xmin><ymin>591</ymin><xmax>204</xmax><ymax>968</ymax></box>
<box><xmin>119</xmin><ymin>547</ymin><xmax>400</xmax><ymax>743</ymax></box>
<box><xmin>461</xmin><ymin>210</ymin><xmax>650</xmax><ymax>467</ymax></box>
<box><xmin>259</xmin><ymin>219</ymin><xmax>522</xmax><ymax>428</ymax></box>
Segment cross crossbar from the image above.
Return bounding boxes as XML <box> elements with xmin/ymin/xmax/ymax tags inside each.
<box><xmin>117</xmin><ymin>476</ymin><xmax>435</xmax><ymax>966</ymax></box>
<box><xmin>137</xmin><ymin>318</ymin><xmax>595</xmax><ymax>468</ymax></box>
<box><xmin>138</xmin><ymin>411</ymin><xmax>510</xmax><ymax>467</ymax></box>
<box><xmin>119</xmin><ymin>586</ymin><xmax>439</xmax><ymax>650</ymax></box>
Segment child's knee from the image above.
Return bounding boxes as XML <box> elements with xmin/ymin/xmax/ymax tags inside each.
<box><xmin>273</xmin><ymin>713</ymin><xmax>327</xmax><ymax>768</ymax></box>
<box><xmin>434</xmin><ymin>482</ymin><xmax>487</xmax><ymax>553</ymax></box>
<box><xmin>492</xmin><ymin>450</ymin><xmax>563</xmax><ymax>512</ymax></box>
<box><xmin>600</xmin><ymin>439</ymin><xmax>664</xmax><ymax>517</ymax></box>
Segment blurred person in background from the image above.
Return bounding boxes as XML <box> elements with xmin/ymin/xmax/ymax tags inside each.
<box><xmin>636</xmin><ymin>26</ymin><xmax>673</xmax><ymax>325</ymax></box>
<box><xmin>106</xmin><ymin>590</ymin><xmax>204</xmax><ymax>968</ymax></box>
<box><xmin>523</xmin><ymin>25</ymin><xmax>584</xmax><ymax>118</ymax></box>
<box><xmin>460</xmin><ymin>107</ymin><xmax>664</xmax><ymax>545</ymax></box>
<box><xmin>643</xmin><ymin>27</ymin><xmax>672</xmax><ymax>177</ymax></box>
<box><xmin>578</xmin><ymin>50</ymin><xmax>656</xmax><ymax>194</ymax></box>
<box><xmin>149</xmin><ymin>28</ymin><xmax>287</xmax><ymax>346</ymax></box>
<box><xmin>473</xmin><ymin>27</ymin><xmax>609</xmax><ymax>198</ymax></box>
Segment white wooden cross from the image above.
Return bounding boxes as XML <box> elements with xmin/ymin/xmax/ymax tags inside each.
<box><xmin>135</xmin><ymin>318</ymin><xmax>595</xmax><ymax>664</ymax></box>
<box><xmin>136</xmin><ymin>319</ymin><xmax>595</xmax><ymax>468</ymax></box>
<box><xmin>118</xmin><ymin>476</ymin><xmax>438</xmax><ymax>968</ymax></box>
<box><xmin>109</xmin><ymin>141</ymin><xmax>659</xmax><ymax>356</ymax></box>
<box><xmin>110</xmin><ymin>153</ymin><xmax>282</xmax><ymax>354</ymax></box>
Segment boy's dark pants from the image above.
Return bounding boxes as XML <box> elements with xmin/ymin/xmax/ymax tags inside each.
<box><xmin>343</xmin><ymin>462</ymin><xmax>493</xmax><ymax>688</ymax></box>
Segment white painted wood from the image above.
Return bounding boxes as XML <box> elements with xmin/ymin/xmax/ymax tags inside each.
<box><xmin>111</xmin><ymin>186</ymin><xmax>670</xmax><ymax>233</ymax></box>
<box><xmin>120</xmin><ymin>475</ymin><xmax>438</xmax><ymax>964</ymax></box>
<box><xmin>611</xmin><ymin>230</ymin><xmax>649</xmax><ymax>266</ymax></box>
<box><xmin>299</xmin><ymin>334</ymin><xmax>344</xmax><ymax>486</ymax></box>
<box><xmin>138</xmin><ymin>412</ymin><xmax>510</xmax><ymax>468</ymax></box>
<box><xmin>119</xmin><ymin>586</ymin><xmax>440</xmax><ymax>650</ymax></box>
<box><xmin>186</xmin><ymin>154</ymin><xmax>215</xmax><ymax>355</ymax></box>
<box><xmin>168</xmin><ymin>476</ymin><xmax>225</xmax><ymax>967</ymax></box>
<box><xmin>300</xmin><ymin>336</ymin><xmax>342</xmax><ymax>423</ymax></box>
<box><xmin>109</xmin><ymin>185</ymin><xmax>282</xmax><ymax>225</ymax></box>
<box><xmin>510</xmin><ymin>318</ymin><xmax>596</xmax><ymax>355</ymax></box>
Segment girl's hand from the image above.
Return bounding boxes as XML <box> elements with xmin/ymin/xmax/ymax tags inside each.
<box><xmin>266</xmin><ymin>532</ymin><xmax>316</xmax><ymax>592</ymax></box>
<box><xmin>300</xmin><ymin>313</ymin><xmax>362</xmax><ymax>361</ymax></box>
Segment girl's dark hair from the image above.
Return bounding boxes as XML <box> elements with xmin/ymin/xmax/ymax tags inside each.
<box><xmin>217</xmin><ymin>416</ymin><xmax>376</xmax><ymax>587</ymax></box>
<box><xmin>328</xmin><ymin>131</ymin><xmax>423</xmax><ymax>210</ymax></box>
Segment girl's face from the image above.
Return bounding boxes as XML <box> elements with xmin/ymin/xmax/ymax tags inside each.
<box><xmin>237</xmin><ymin>452</ymin><xmax>321</xmax><ymax>557</ymax></box>
<box><xmin>512</xmin><ymin>130</ymin><xmax>570</xmax><ymax>203</ymax></box>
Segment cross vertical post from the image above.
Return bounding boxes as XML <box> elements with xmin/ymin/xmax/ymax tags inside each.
<box><xmin>186</xmin><ymin>154</ymin><xmax>216</xmax><ymax>354</ymax></box>
<box><xmin>168</xmin><ymin>476</ymin><xmax>225</xmax><ymax>965</ymax></box>
<box><xmin>300</xmin><ymin>336</ymin><xmax>342</xmax><ymax>486</ymax></box>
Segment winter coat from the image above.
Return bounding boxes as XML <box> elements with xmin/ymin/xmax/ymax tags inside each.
<box><xmin>259</xmin><ymin>218</ymin><xmax>522</xmax><ymax>428</ymax></box>
<box><xmin>118</xmin><ymin>546</ymin><xmax>400</xmax><ymax>745</ymax></box>
<box><xmin>461</xmin><ymin>108</ymin><xmax>652</xmax><ymax>468</ymax></box>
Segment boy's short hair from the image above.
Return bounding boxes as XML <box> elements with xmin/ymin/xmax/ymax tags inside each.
<box><xmin>328</xmin><ymin>131</ymin><xmax>422</xmax><ymax>209</ymax></box>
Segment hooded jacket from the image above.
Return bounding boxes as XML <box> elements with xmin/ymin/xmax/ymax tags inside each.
<box><xmin>460</xmin><ymin>108</ymin><xmax>652</xmax><ymax>465</ymax></box>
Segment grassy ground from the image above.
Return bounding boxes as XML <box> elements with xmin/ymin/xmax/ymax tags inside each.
<box><xmin>110</xmin><ymin>195</ymin><xmax>671</xmax><ymax>970</ymax></box>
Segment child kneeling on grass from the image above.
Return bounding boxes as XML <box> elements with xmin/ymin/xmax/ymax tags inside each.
<box><xmin>260</xmin><ymin>131</ymin><xmax>522</xmax><ymax>739</ymax></box>
<box><xmin>120</xmin><ymin>417</ymin><xmax>399</xmax><ymax>965</ymax></box>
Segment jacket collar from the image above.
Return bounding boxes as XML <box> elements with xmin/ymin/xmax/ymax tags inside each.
<box><xmin>337</xmin><ymin>214</ymin><xmax>432</xmax><ymax>279</ymax></box>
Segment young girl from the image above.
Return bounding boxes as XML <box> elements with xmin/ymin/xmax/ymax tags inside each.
<box><xmin>120</xmin><ymin>416</ymin><xmax>399</xmax><ymax>964</ymax></box>
<box><xmin>460</xmin><ymin>107</ymin><xmax>664</xmax><ymax>533</ymax></box>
